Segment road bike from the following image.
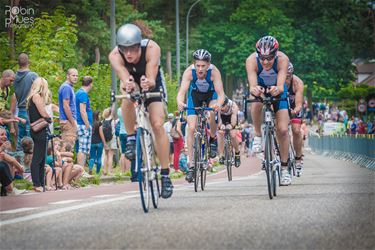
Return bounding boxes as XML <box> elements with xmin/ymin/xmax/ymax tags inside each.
<box><xmin>116</xmin><ymin>91</ymin><xmax>164</xmax><ymax>213</ymax></box>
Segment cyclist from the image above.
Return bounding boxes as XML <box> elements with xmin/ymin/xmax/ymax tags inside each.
<box><xmin>176</xmin><ymin>49</ymin><xmax>225</xmax><ymax>183</ymax></box>
<box><xmin>108</xmin><ymin>23</ymin><xmax>173</xmax><ymax>198</ymax></box>
<box><xmin>286</xmin><ymin>62</ymin><xmax>305</xmax><ymax>176</ymax></box>
<box><xmin>217</xmin><ymin>97</ymin><xmax>241</xmax><ymax>167</ymax></box>
<box><xmin>245</xmin><ymin>36</ymin><xmax>291</xmax><ymax>186</ymax></box>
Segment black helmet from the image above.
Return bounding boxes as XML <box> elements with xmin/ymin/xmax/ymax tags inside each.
<box><xmin>193</xmin><ymin>49</ymin><xmax>211</xmax><ymax>62</ymax></box>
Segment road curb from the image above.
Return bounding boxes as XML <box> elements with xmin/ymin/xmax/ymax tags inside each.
<box><xmin>311</xmin><ymin>150</ymin><xmax>375</xmax><ymax>170</ymax></box>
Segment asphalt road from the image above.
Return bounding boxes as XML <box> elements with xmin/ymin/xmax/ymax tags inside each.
<box><xmin>1</xmin><ymin>152</ymin><xmax>374</xmax><ymax>249</ymax></box>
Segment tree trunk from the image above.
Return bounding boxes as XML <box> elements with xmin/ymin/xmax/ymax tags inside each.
<box><xmin>95</xmin><ymin>47</ymin><xmax>100</xmax><ymax>64</ymax></box>
<box><xmin>166</xmin><ymin>50</ymin><xmax>172</xmax><ymax>81</ymax></box>
<box><xmin>8</xmin><ymin>0</ymin><xmax>20</xmax><ymax>62</ymax></box>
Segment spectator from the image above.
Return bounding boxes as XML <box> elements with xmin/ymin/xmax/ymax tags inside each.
<box><xmin>26</xmin><ymin>77</ymin><xmax>51</xmax><ymax>192</ymax></box>
<box><xmin>45</xmin><ymin>90</ymin><xmax>59</xmax><ymax>134</ymax></box>
<box><xmin>0</xmin><ymin>70</ymin><xmax>15</xmax><ymax>113</ymax></box>
<box><xmin>117</xmin><ymin>107</ymin><xmax>130</xmax><ymax>173</ymax></box>
<box><xmin>179</xmin><ymin>146</ymin><xmax>189</xmax><ymax>174</ymax></box>
<box><xmin>76</xmin><ymin>76</ymin><xmax>94</xmax><ymax>167</ymax></box>
<box><xmin>58</xmin><ymin>68</ymin><xmax>78</xmax><ymax>146</ymax></box>
<box><xmin>89</xmin><ymin>110</ymin><xmax>104</xmax><ymax>175</ymax></box>
<box><xmin>45</xmin><ymin>143</ymin><xmax>63</xmax><ymax>191</ymax></box>
<box><xmin>11</xmin><ymin>54</ymin><xmax>38</xmax><ymax>150</ymax></box>
<box><xmin>163</xmin><ymin>113</ymin><xmax>174</xmax><ymax>168</ymax></box>
<box><xmin>357</xmin><ymin>120</ymin><xmax>366</xmax><ymax>134</ymax></box>
<box><xmin>0</xmin><ymin>127</ymin><xmax>25</xmax><ymax>196</ymax></box>
<box><xmin>60</xmin><ymin>142</ymin><xmax>84</xmax><ymax>187</ymax></box>
<box><xmin>101</xmin><ymin>107</ymin><xmax>117</xmax><ymax>175</ymax></box>
<box><xmin>172</xmin><ymin>111</ymin><xmax>184</xmax><ymax>172</ymax></box>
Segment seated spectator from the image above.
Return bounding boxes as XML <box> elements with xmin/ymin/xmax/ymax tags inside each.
<box><xmin>0</xmin><ymin>127</ymin><xmax>25</xmax><ymax>196</ymax></box>
<box><xmin>45</xmin><ymin>143</ymin><xmax>63</xmax><ymax>191</ymax></box>
<box><xmin>60</xmin><ymin>142</ymin><xmax>84</xmax><ymax>187</ymax></box>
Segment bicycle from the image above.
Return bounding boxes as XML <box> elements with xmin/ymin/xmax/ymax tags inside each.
<box><xmin>223</xmin><ymin>128</ymin><xmax>234</xmax><ymax>181</ymax></box>
<box><xmin>182</xmin><ymin>104</ymin><xmax>213</xmax><ymax>192</ymax></box>
<box><xmin>115</xmin><ymin>90</ymin><xmax>164</xmax><ymax>213</ymax></box>
<box><xmin>246</xmin><ymin>92</ymin><xmax>286</xmax><ymax>199</ymax></box>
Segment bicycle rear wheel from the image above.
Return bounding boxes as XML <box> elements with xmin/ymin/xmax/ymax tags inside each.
<box><xmin>194</xmin><ymin>135</ymin><xmax>201</xmax><ymax>192</ymax></box>
<box><xmin>264</xmin><ymin>127</ymin><xmax>274</xmax><ymax>199</ymax></box>
<box><xmin>136</xmin><ymin>128</ymin><xmax>151</xmax><ymax>213</ymax></box>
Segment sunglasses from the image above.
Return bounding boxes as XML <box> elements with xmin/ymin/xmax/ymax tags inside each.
<box><xmin>119</xmin><ymin>44</ymin><xmax>140</xmax><ymax>53</ymax></box>
<box><xmin>259</xmin><ymin>54</ymin><xmax>276</xmax><ymax>61</ymax></box>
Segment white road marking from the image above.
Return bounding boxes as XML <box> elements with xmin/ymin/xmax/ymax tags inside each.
<box><xmin>49</xmin><ymin>200</ymin><xmax>82</xmax><ymax>205</ymax></box>
<box><xmin>0</xmin><ymin>194</ymin><xmax>138</xmax><ymax>227</ymax></box>
<box><xmin>91</xmin><ymin>195</ymin><xmax>117</xmax><ymax>198</ymax></box>
<box><xmin>0</xmin><ymin>207</ymin><xmax>39</xmax><ymax>214</ymax></box>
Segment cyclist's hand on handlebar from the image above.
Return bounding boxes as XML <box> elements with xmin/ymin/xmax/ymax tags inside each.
<box><xmin>211</xmin><ymin>103</ymin><xmax>221</xmax><ymax>112</ymax></box>
<box><xmin>220</xmin><ymin>124</ymin><xmax>226</xmax><ymax>130</ymax></box>
<box><xmin>125</xmin><ymin>76</ymin><xmax>136</xmax><ymax>93</ymax></box>
<box><xmin>177</xmin><ymin>101</ymin><xmax>186</xmax><ymax>112</ymax></box>
<box><xmin>268</xmin><ymin>85</ymin><xmax>282</xmax><ymax>97</ymax></box>
<box><xmin>140</xmin><ymin>75</ymin><xmax>155</xmax><ymax>92</ymax></box>
<box><xmin>250</xmin><ymin>86</ymin><xmax>264</xmax><ymax>97</ymax></box>
<box><xmin>226</xmin><ymin>124</ymin><xmax>233</xmax><ymax>130</ymax></box>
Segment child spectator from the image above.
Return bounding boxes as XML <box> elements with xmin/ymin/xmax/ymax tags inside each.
<box><xmin>179</xmin><ymin>147</ymin><xmax>189</xmax><ymax>174</ymax></box>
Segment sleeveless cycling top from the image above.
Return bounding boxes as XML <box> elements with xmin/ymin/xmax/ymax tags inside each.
<box><xmin>189</xmin><ymin>64</ymin><xmax>214</xmax><ymax>93</ymax></box>
<box><xmin>288</xmin><ymin>77</ymin><xmax>296</xmax><ymax>109</ymax></box>
<box><xmin>118</xmin><ymin>39</ymin><xmax>162</xmax><ymax>85</ymax></box>
<box><xmin>256</xmin><ymin>55</ymin><xmax>279</xmax><ymax>87</ymax></box>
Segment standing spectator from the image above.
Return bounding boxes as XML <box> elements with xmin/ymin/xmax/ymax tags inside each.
<box><xmin>88</xmin><ymin>110</ymin><xmax>104</xmax><ymax>175</ymax></box>
<box><xmin>0</xmin><ymin>70</ymin><xmax>15</xmax><ymax>112</ymax></box>
<box><xmin>357</xmin><ymin>120</ymin><xmax>366</xmax><ymax>134</ymax></box>
<box><xmin>367</xmin><ymin>119</ymin><xmax>374</xmax><ymax>134</ymax></box>
<box><xmin>11</xmin><ymin>53</ymin><xmax>38</xmax><ymax>150</ymax></box>
<box><xmin>117</xmin><ymin>107</ymin><xmax>130</xmax><ymax>173</ymax></box>
<box><xmin>75</xmin><ymin>76</ymin><xmax>93</xmax><ymax>167</ymax></box>
<box><xmin>163</xmin><ymin>113</ymin><xmax>174</xmax><ymax>168</ymax></box>
<box><xmin>172</xmin><ymin>111</ymin><xmax>184</xmax><ymax>172</ymax></box>
<box><xmin>26</xmin><ymin>77</ymin><xmax>51</xmax><ymax>192</ymax></box>
<box><xmin>101</xmin><ymin>107</ymin><xmax>117</xmax><ymax>175</ymax></box>
<box><xmin>58</xmin><ymin>68</ymin><xmax>78</xmax><ymax>147</ymax></box>
<box><xmin>45</xmin><ymin>90</ymin><xmax>59</xmax><ymax>134</ymax></box>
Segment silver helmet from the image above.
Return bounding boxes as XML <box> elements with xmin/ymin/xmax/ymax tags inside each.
<box><xmin>193</xmin><ymin>49</ymin><xmax>211</xmax><ymax>62</ymax></box>
<box><xmin>288</xmin><ymin>62</ymin><xmax>294</xmax><ymax>74</ymax></box>
<box><xmin>116</xmin><ymin>24</ymin><xmax>142</xmax><ymax>47</ymax></box>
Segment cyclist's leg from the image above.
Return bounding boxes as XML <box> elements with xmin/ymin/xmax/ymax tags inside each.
<box><xmin>250</xmin><ymin>102</ymin><xmax>263</xmax><ymax>152</ymax></box>
<box><xmin>208</xmin><ymin>97</ymin><xmax>218</xmax><ymax>158</ymax></box>
<box><xmin>276</xmin><ymin>109</ymin><xmax>291</xmax><ymax>185</ymax></box>
<box><xmin>291</xmin><ymin>119</ymin><xmax>303</xmax><ymax>159</ymax></box>
<box><xmin>230</xmin><ymin>129</ymin><xmax>241</xmax><ymax>167</ymax></box>
<box><xmin>148</xmin><ymin>101</ymin><xmax>173</xmax><ymax>198</ymax></box>
<box><xmin>121</xmin><ymin>98</ymin><xmax>136</xmax><ymax>160</ymax></box>
<box><xmin>217</xmin><ymin>130</ymin><xmax>225</xmax><ymax>163</ymax></box>
<box><xmin>186</xmin><ymin>114</ymin><xmax>197</xmax><ymax>182</ymax></box>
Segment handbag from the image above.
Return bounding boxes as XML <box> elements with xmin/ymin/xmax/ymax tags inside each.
<box><xmin>30</xmin><ymin>118</ymin><xmax>48</xmax><ymax>132</ymax></box>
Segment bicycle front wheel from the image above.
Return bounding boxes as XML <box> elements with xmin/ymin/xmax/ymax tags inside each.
<box><xmin>194</xmin><ymin>134</ymin><xmax>201</xmax><ymax>192</ymax></box>
<box><xmin>264</xmin><ymin>127</ymin><xmax>274</xmax><ymax>200</ymax></box>
<box><xmin>136</xmin><ymin>128</ymin><xmax>151</xmax><ymax>213</ymax></box>
<box><xmin>150</xmin><ymin>168</ymin><xmax>160</xmax><ymax>209</ymax></box>
<box><xmin>225</xmin><ymin>141</ymin><xmax>232</xmax><ymax>181</ymax></box>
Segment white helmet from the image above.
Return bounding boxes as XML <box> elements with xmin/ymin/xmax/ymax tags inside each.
<box><xmin>116</xmin><ymin>24</ymin><xmax>142</xmax><ymax>47</ymax></box>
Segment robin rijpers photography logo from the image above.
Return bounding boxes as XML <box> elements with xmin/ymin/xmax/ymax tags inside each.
<box><xmin>5</xmin><ymin>5</ymin><xmax>35</xmax><ymax>28</ymax></box>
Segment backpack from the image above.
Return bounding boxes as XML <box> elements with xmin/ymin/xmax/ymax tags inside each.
<box><xmin>170</xmin><ymin>119</ymin><xmax>180</xmax><ymax>139</ymax></box>
<box><xmin>102</xmin><ymin>119</ymin><xmax>113</xmax><ymax>142</ymax></box>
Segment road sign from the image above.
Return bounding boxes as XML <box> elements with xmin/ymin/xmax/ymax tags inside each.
<box><xmin>358</xmin><ymin>103</ymin><xmax>366</xmax><ymax>113</ymax></box>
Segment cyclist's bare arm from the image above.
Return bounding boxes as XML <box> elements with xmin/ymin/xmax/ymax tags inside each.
<box><xmin>293</xmin><ymin>75</ymin><xmax>304</xmax><ymax>114</ymax></box>
<box><xmin>108</xmin><ymin>47</ymin><xmax>131</xmax><ymax>93</ymax></box>
<box><xmin>246</xmin><ymin>53</ymin><xmax>262</xmax><ymax>96</ymax></box>
<box><xmin>210</xmin><ymin>65</ymin><xmax>225</xmax><ymax>107</ymax></box>
<box><xmin>275</xmin><ymin>51</ymin><xmax>289</xmax><ymax>92</ymax></box>
<box><xmin>144</xmin><ymin>40</ymin><xmax>161</xmax><ymax>89</ymax></box>
<box><xmin>177</xmin><ymin>66</ymin><xmax>193</xmax><ymax>110</ymax></box>
<box><xmin>231</xmin><ymin>102</ymin><xmax>239</xmax><ymax>126</ymax></box>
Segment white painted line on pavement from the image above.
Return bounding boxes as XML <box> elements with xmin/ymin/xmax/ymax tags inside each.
<box><xmin>0</xmin><ymin>194</ymin><xmax>138</xmax><ymax>227</ymax></box>
<box><xmin>0</xmin><ymin>207</ymin><xmax>39</xmax><ymax>214</ymax></box>
<box><xmin>49</xmin><ymin>200</ymin><xmax>82</xmax><ymax>205</ymax></box>
<box><xmin>91</xmin><ymin>195</ymin><xmax>117</xmax><ymax>198</ymax></box>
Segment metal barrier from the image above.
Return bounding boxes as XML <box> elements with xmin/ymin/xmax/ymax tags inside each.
<box><xmin>308</xmin><ymin>134</ymin><xmax>375</xmax><ymax>170</ymax></box>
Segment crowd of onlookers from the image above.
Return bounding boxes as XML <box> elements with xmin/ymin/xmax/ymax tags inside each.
<box><xmin>312</xmin><ymin>102</ymin><xmax>374</xmax><ymax>135</ymax></box>
<box><xmin>0</xmin><ymin>53</ymin><xmax>134</xmax><ymax>196</ymax></box>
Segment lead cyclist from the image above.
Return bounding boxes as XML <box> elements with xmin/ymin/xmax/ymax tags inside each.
<box><xmin>108</xmin><ymin>23</ymin><xmax>173</xmax><ymax>199</ymax></box>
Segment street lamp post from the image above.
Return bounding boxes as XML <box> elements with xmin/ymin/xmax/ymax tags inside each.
<box><xmin>186</xmin><ymin>0</ymin><xmax>201</xmax><ymax>68</ymax></box>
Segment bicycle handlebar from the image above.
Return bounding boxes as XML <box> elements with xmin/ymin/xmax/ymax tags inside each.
<box><xmin>115</xmin><ymin>91</ymin><xmax>163</xmax><ymax>101</ymax></box>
